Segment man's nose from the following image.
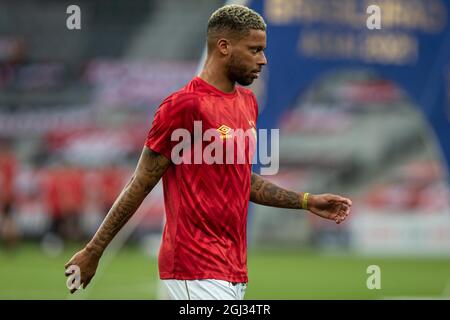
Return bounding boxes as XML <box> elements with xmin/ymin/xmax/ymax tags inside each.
<box><xmin>259</xmin><ymin>52</ymin><xmax>267</xmax><ymax>65</ymax></box>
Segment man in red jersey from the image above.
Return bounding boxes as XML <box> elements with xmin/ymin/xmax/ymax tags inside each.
<box><xmin>65</xmin><ymin>4</ymin><xmax>352</xmax><ymax>300</ymax></box>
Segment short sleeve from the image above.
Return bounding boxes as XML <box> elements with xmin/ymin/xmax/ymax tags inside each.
<box><xmin>145</xmin><ymin>93</ymin><xmax>198</xmax><ymax>160</ymax></box>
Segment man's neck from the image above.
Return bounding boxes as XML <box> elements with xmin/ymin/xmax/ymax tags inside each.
<box><xmin>198</xmin><ymin>60</ymin><xmax>235</xmax><ymax>94</ymax></box>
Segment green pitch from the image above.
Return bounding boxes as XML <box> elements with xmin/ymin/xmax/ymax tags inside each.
<box><xmin>1</xmin><ymin>243</ymin><xmax>450</xmax><ymax>299</ymax></box>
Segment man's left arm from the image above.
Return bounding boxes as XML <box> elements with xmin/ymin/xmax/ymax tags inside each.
<box><xmin>250</xmin><ymin>172</ymin><xmax>352</xmax><ymax>224</ymax></box>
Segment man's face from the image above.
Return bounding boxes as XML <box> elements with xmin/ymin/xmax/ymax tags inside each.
<box><xmin>226</xmin><ymin>29</ymin><xmax>267</xmax><ymax>86</ymax></box>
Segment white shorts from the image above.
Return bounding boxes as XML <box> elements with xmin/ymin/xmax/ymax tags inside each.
<box><xmin>162</xmin><ymin>279</ymin><xmax>247</xmax><ymax>300</ymax></box>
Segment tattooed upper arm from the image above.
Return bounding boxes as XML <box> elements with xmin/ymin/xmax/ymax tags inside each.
<box><xmin>135</xmin><ymin>147</ymin><xmax>171</xmax><ymax>194</ymax></box>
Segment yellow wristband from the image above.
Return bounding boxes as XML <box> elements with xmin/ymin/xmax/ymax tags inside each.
<box><xmin>301</xmin><ymin>192</ymin><xmax>309</xmax><ymax>210</ymax></box>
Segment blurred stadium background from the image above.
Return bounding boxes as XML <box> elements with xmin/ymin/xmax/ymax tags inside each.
<box><xmin>1</xmin><ymin>0</ymin><xmax>450</xmax><ymax>300</ymax></box>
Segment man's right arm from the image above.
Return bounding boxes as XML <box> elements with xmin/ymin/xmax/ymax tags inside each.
<box><xmin>64</xmin><ymin>146</ymin><xmax>170</xmax><ymax>292</ymax></box>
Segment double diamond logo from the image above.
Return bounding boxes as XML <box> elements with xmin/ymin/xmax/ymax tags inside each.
<box><xmin>217</xmin><ymin>125</ymin><xmax>232</xmax><ymax>139</ymax></box>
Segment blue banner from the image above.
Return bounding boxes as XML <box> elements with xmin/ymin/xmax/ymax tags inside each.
<box><xmin>249</xmin><ymin>0</ymin><xmax>450</xmax><ymax>183</ymax></box>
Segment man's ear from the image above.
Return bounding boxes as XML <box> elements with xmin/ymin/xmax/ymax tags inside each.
<box><xmin>217</xmin><ymin>38</ymin><xmax>231</xmax><ymax>55</ymax></box>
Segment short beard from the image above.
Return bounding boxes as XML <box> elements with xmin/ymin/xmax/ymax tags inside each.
<box><xmin>226</xmin><ymin>54</ymin><xmax>253</xmax><ymax>86</ymax></box>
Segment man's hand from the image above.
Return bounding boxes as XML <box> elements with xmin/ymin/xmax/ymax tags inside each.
<box><xmin>64</xmin><ymin>247</ymin><xmax>100</xmax><ymax>294</ymax></box>
<box><xmin>307</xmin><ymin>194</ymin><xmax>352</xmax><ymax>224</ymax></box>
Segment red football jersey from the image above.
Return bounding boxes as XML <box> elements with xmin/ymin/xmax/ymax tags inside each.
<box><xmin>145</xmin><ymin>76</ymin><xmax>258</xmax><ymax>283</ymax></box>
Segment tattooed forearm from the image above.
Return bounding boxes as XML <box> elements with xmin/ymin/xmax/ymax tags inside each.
<box><xmin>86</xmin><ymin>147</ymin><xmax>170</xmax><ymax>256</ymax></box>
<box><xmin>250</xmin><ymin>172</ymin><xmax>303</xmax><ymax>209</ymax></box>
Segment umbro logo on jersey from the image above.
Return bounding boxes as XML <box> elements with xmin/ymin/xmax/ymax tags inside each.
<box><xmin>217</xmin><ymin>125</ymin><xmax>232</xmax><ymax>139</ymax></box>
